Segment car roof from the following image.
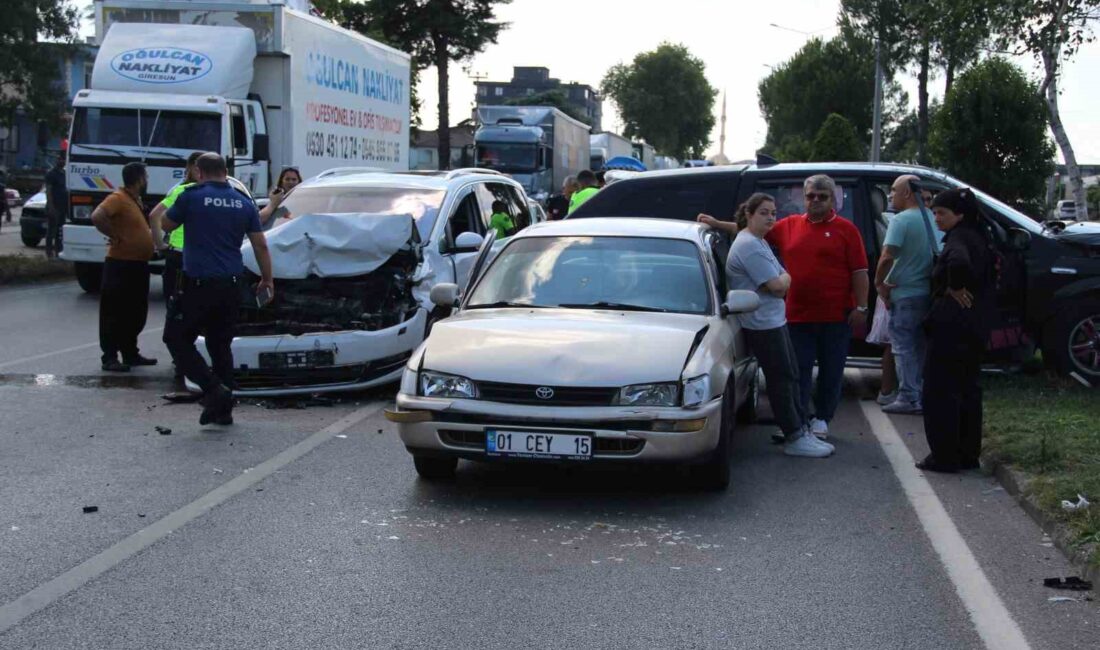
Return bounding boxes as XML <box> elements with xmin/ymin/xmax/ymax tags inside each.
<box><xmin>301</xmin><ymin>169</ymin><xmax>522</xmax><ymax>192</ymax></box>
<box><xmin>517</xmin><ymin>217</ymin><xmax>708</xmax><ymax>242</ymax></box>
<box><xmin>606</xmin><ymin>161</ymin><xmax>955</xmax><ymax>183</ymax></box>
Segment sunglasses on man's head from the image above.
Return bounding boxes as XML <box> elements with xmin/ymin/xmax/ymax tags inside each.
<box><xmin>805</xmin><ymin>192</ymin><xmax>831</xmax><ymax>202</ymax></box>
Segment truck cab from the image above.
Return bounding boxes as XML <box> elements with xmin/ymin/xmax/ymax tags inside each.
<box><xmin>474</xmin><ymin>120</ymin><xmax>551</xmax><ymax>202</ymax></box>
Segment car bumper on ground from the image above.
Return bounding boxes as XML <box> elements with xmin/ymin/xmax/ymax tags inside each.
<box><xmin>189</xmin><ymin>309</ymin><xmax>428</xmax><ymax>396</ymax></box>
<box><xmin>390</xmin><ymin>392</ymin><xmax>724</xmax><ymax>463</ymax></box>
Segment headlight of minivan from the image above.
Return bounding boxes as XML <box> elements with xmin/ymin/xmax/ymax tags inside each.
<box><xmin>682</xmin><ymin>375</ymin><xmax>711</xmax><ymax>408</ymax></box>
<box><xmin>616</xmin><ymin>382</ymin><xmax>679</xmax><ymax>407</ymax></box>
<box><xmin>419</xmin><ymin>370</ymin><xmax>478</xmax><ymax>399</ymax></box>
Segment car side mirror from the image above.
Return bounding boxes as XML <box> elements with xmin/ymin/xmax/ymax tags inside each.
<box><xmin>723</xmin><ymin>290</ymin><xmax>760</xmax><ymax>316</ymax></box>
<box><xmin>1007</xmin><ymin>227</ymin><xmax>1031</xmax><ymax>251</ymax></box>
<box><xmin>454</xmin><ymin>231</ymin><xmax>484</xmax><ymax>253</ymax></box>
<box><xmin>430</xmin><ymin>283</ymin><xmax>460</xmax><ymax>308</ymax></box>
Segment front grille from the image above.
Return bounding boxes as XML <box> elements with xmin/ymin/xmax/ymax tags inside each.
<box><xmin>233</xmin><ymin>352</ymin><xmax>409</xmax><ymax>390</ymax></box>
<box><xmin>477</xmin><ymin>381</ymin><xmax>618</xmax><ymax>407</ymax></box>
<box><xmin>433</xmin><ymin>412</ymin><xmax>651</xmax><ymax>431</ymax></box>
<box><xmin>439</xmin><ymin>429</ymin><xmax>645</xmax><ymax>456</ymax></box>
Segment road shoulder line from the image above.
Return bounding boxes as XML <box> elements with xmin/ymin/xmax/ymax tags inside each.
<box><xmin>858</xmin><ymin>395</ymin><xmax>1031</xmax><ymax>650</ymax></box>
<box><xmin>0</xmin><ymin>402</ymin><xmax>382</xmax><ymax>634</ymax></box>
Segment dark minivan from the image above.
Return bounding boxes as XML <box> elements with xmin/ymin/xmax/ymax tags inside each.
<box><xmin>570</xmin><ymin>162</ymin><xmax>1100</xmax><ymax>384</ymax></box>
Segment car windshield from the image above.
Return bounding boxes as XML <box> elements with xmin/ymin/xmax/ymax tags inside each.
<box><xmin>467</xmin><ymin>236</ymin><xmax>712</xmax><ymax>314</ymax></box>
<box><xmin>277</xmin><ymin>186</ymin><xmax>446</xmax><ymax>239</ymax></box>
<box><xmin>71</xmin><ymin>107</ymin><xmax>221</xmax><ymax>152</ymax></box>
<box><xmin>476</xmin><ymin>144</ymin><xmax>537</xmax><ymax>173</ymax></box>
<box><xmin>967</xmin><ymin>186</ymin><xmax>1045</xmax><ymax>235</ymax></box>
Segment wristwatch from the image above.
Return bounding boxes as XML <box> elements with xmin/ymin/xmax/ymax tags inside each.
<box><xmin>856</xmin><ymin>306</ymin><xmax>869</xmax><ymax>313</ymax></box>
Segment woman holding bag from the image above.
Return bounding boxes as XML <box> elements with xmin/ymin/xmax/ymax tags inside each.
<box><xmin>917</xmin><ymin>188</ymin><xmax>995</xmax><ymax>473</ymax></box>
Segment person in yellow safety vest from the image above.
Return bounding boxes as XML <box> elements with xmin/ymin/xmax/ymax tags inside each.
<box><xmin>149</xmin><ymin>151</ymin><xmax>202</xmax><ymax>382</ymax></box>
<box><xmin>568</xmin><ymin>169</ymin><xmax>600</xmax><ymax>215</ymax></box>
<box><xmin>488</xmin><ymin>200</ymin><xmax>515</xmax><ymax>239</ymax></box>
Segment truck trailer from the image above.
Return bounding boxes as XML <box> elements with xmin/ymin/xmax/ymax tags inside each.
<box><xmin>62</xmin><ymin>0</ymin><xmax>411</xmax><ymax>292</ymax></box>
<box><xmin>473</xmin><ymin>105</ymin><xmax>590</xmax><ymax>203</ymax></box>
<box><xmin>589</xmin><ymin>132</ymin><xmax>633</xmax><ymax>171</ymax></box>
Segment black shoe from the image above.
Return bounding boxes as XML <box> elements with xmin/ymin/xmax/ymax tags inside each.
<box><xmin>915</xmin><ymin>454</ymin><xmax>959</xmax><ymax>473</ymax></box>
<box><xmin>123</xmin><ymin>354</ymin><xmax>158</xmax><ymax>366</ymax></box>
<box><xmin>200</xmin><ymin>385</ymin><xmax>233</xmax><ymax>425</ymax></box>
<box><xmin>960</xmin><ymin>458</ymin><xmax>981</xmax><ymax>470</ymax></box>
<box><xmin>213</xmin><ymin>413</ymin><xmax>234</xmax><ymax>426</ymax></box>
<box><xmin>102</xmin><ymin>360</ymin><xmax>131</xmax><ymax>372</ymax></box>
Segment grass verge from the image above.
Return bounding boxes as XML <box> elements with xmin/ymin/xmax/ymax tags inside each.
<box><xmin>0</xmin><ymin>254</ymin><xmax>72</xmax><ymax>285</ymax></box>
<box><xmin>982</xmin><ymin>372</ymin><xmax>1100</xmax><ymax>569</ymax></box>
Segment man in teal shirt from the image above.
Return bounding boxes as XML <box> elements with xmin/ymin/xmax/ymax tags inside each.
<box><xmin>488</xmin><ymin>200</ymin><xmax>515</xmax><ymax>239</ymax></box>
<box><xmin>874</xmin><ymin>174</ymin><xmax>944</xmax><ymax>414</ymax></box>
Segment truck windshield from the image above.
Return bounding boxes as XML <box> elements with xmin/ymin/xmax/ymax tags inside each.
<box><xmin>476</xmin><ymin>144</ymin><xmax>537</xmax><ymax>173</ymax></box>
<box><xmin>277</xmin><ymin>186</ymin><xmax>446</xmax><ymax>240</ymax></box>
<box><xmin>71</xmin><ymin>107</ymin><xmax>221</xmax><ymax>152</ymax></box>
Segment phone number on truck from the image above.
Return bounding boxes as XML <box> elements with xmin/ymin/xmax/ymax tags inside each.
<box><xmin>305</xmin><ymin>131</ymin><xmax>402</xmax><ymax>164</ymax></box>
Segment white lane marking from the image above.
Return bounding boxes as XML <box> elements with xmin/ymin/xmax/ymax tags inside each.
<box><xmin>0</xmin><ymin>403</ymin><xmax>383</xmax><ymax>633</ymax></box>
<box><xmin>0</xmin><ymin>327</ymin><xmax>165</xmax><ymax>371</ymax></box>
<box><xmin>858</xmin><ymin>394</ymin><xmax>1031</xmax><ymax>650</ymax></box>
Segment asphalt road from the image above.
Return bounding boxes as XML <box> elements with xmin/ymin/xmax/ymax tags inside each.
<box><xmin>0</xmin><ymin>279</ymin><xmax>1097</xmax><ymax>649</ymax></box>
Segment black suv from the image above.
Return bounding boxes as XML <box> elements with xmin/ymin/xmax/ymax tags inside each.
<box><xmin>570</xmin><ymin>162</ymin><xmax>1100</xmax><ymax>384</ymax></box>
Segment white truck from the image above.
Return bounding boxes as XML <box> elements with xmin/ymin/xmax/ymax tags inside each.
<box><xmin>589</xmin><ymin>132</ymin><xmax>633</xmax><ymax>171</ymax></box>
<box><xmin>62</xmin><ymin>0</ymin><xmax>411</xmax><ymax>292</ymax></box>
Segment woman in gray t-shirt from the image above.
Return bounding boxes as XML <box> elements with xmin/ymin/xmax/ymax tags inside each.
<box><xmin>713</xmin><ymin>193</ymin><xmax>833</xmax><ymax>458</ymax></box>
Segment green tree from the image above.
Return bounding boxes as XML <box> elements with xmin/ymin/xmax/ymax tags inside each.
<box><xmin>0</xmin><ymin>1</ymin><xmax>79</xmax><ymax>132</ymax></box>
<box><xmin>810</xmin><ymin>113</ymin><xmax>865</xmax><ymax>162</ymax></box>
<box><xmin>997</xmin><ymin>0</ymin><xmax>1100</xmax><ymax>220</ymax></box>
<box><xmin>315</xmin><ymin>0</ymin><xmax>510</xmax><ymax>169</ymax></box>
<box><xmin>505</xmin><ymin>89</ymin><xmax>588</xmax><ymax>124</ymax></box>
<box><xmin>601</xmin><ymin>43</ymin><xmax>716</xmax><ymax>160</ymax></box>
<box><xmin>929</xmin><ymin>57</ymin><xmax>1055</xmax><ymax>207</ymax></box>
<box><xmin>757</xmin><ymin>35</ymin><xmax>904</xmax><ymax>160</ymax></box>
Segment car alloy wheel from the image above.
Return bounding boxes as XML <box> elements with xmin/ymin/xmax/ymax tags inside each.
<box><xmin>1067</xmin><ymin>313</ymin><xmax>1100</xmax><ymax>379</ymax></box>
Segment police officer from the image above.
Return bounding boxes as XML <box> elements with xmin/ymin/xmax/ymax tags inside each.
<box><xmin>162</xmin><ymin>153</ymin><xmax>273</xmax><ymax>425</ymax></box>
<box><xmin>150</xmin><ymin>151</ymin><xmax>203</xmax><ymax>382</ymax></box>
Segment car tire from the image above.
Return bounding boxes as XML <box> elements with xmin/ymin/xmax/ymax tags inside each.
<box><xmin>697</xmin><ymin>381</ymin><xmax>735</xmax><ymax>491</ymax></box>
<box><xmin>1042</xmin><ymin>299</ymin><xmax>1100</xmax><ymax>384</ymax></box>
<box><xmin>21</xmin><ymin>234</ymin><xmax>41</xmax><ymax>247</ymax></box>
<box><xmin>413</xmin><ymin>455</ymin><xmax>458</xmax><ymax>481</ymax></box>
<box><xmin>74</xmin><ymin>262</ymin><xmax>103</xmax><ymax>294</ymax></box>
<box><xmin>736</xmin><ymin>365</ymin><xmax>761</xmax><ymax>424</ymax></box>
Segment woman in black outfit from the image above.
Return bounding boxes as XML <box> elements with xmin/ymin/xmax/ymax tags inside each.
<box><xmin>917</xmin><ymin>188</ymin><xmax>995</xmax><ymax>473</ymax></box>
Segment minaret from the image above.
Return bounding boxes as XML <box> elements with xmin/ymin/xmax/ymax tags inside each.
<box><xmin>719</xmin><ymin>89</ymin><xmax>727</xmax><ymax>157</ymax></box>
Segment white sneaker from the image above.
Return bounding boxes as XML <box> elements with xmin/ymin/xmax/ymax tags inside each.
<box><xmin>810</xmin><ymin>418</ymin><xmax>829</xmax><ymax>439</ymax></box>
<box><xmin>784</xmin><ymin>433</ymin><xmax>832</xmax><ymax>458</ymax></box>
<box><xmin>882</xmin><ymin>399</ymin><xmax>923</xmax><ymax>415</ymax></box>
<box><xmin>876</xmin><ymin>390</ymin><xmax>898</xmax><ymax>406</ymax></box>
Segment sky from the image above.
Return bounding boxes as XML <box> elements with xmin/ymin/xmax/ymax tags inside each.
<box><xmin>412</xmin><ymin>0</ymin><xmax>1100</xmax><ymax>164</ymax></box>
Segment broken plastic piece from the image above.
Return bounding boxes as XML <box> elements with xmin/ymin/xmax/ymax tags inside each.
<box><xmin>1048</xmin><ymin>596</ymin><xmax>1078</xmax><ymax>603</ymax></box>
<box><xmin>1044</xmin><ymin>576</ymin><xmax>1093</xmax><ymax>591</ymax></box>
<box><xmin>82</xmin><ymin>506</ymin><xmax>98</xmax><ymax>514</ymax></box>
<box><xmin>1061</xmin><ymin>494</ymin><xmax>1090</xmax><ymax>511</ymax></box>
<box><xmin>155</xmin><ymin>426</ymin><xmax>172</xmax><ymax>435</ymax></box>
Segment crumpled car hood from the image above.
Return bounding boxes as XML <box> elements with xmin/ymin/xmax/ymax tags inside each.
<box><xmin>422</xmin><ymin>309</ymin><xmax>707</xmax><ymax>385</ymax></box>
<box><xmin>1055</xmin><ymin>221</ymin><xmax>1100</xmax><ymax>248</ymax></box>
<box><xmin>242</xmin><ymin>213</ymin><xmax>416</xmax><ymax>279</ymax></box>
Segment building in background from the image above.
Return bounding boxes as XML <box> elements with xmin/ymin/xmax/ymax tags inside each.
<box><xmin>410</xmin><ymin>121</ymin><xmax>477</xmax><ymax>170</ymax></box>
<box><xmin>1</xmin><ymin>41</ymin><xmax>98</xmax><ymax>181</ymax></box>
<box><xmin>475</xmin><ymin>67</ymin><xmax>601</xmax><ymax>132</ymax></box>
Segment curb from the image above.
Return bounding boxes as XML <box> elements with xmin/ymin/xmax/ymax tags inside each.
<box><xmin>986</xmin><ymin>459</ymin><xmax>1099</xmax><ymax>585</ymax></box>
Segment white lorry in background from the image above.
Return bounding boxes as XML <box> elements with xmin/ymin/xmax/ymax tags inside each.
<box><xmin>589</xmin><ymin>132</ymin><xmax>633</xmax><ymax>171</ymax></box>
<box><xmin>473</xmin><ymin>105</ymin><xmax>590</xmax><ymax>204</ymax></box>
<box><xmin>62</xmin><ymin>0</ymin><xmax>411</xmax><ymax>293</ymax></box>
<box><xmin>631</xmin><ymin>141</ymin><xmax>656</xmax><ymax>171</ymax></box>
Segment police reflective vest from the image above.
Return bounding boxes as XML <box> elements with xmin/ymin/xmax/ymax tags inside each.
<box><xmin>568</xmin><ymin>186</ymin><xmax>599</xmax><ymax>214</ymax></box>
<box><xmin>159</xmin><ymin>182</ymin><xmax>195</xmax><ymax>249</ymax></box>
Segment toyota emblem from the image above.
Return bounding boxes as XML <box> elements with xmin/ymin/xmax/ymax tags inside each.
<box><xmin>535</xmin><ymin>386</ymin><xmax>555</xmax><ymax>400</ymax></box>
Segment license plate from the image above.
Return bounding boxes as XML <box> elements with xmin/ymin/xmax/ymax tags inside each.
<box><xmin>485</xmin><ymin>430</ymin><xmax>592</xmax><ymax>460</ymax></box>
<box><xmin>259</xmin><ymin>349</ymin><xmax>335</xmax><ymax>369</ymax></box>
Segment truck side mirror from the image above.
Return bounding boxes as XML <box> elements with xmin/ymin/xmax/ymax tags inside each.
<box><xmin>253</xmin><ymin>134</ymin><xmax>270</xmax><ymax>161</ymax></box>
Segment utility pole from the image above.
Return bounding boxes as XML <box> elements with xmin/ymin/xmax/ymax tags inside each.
<box><xmin>870</xmin><ymin>38</ymin><xmax>883</xmax><ymax>163</ymax></box>
<box><xmin>718</xmin><ymin>89</ymin><xmax>727</xmax><ymax>157</ymax></box>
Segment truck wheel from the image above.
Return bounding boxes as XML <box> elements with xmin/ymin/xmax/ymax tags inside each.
<box><xmin>1042</xmin><ymin>299</ymin><xmax>1100</xmax><ymax>385</ymax></box>
<box><xmin>74</xmin><ymin>262</ymin><xmax>103</xmax><ymax>294</ymax></box>
<box><xmin>413</xmin><ymin>455</ymin><xmax>457</xmax><ymax>481</ymax></box>
<box><xmin>21</xmin><ymin>234</ymin><xmax>41</xmax><ymax>247</ymax></box>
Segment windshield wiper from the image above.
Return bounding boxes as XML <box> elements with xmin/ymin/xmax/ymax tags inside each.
<box><xmin>557</xmin><ymin>301</ymin><xmax>669</xmax><ymax>313</ymax></box>
<box><xmin>71</xmin><ymin>144</ymin><xmax>129</xmax><ymax>159</ymax></box>
<box><xmin>466</xmin><ymin>301</ymin><xmax>546</xmax><ymax>310</ymax></box>
<box><xmin>135</xmin><ymin>148</ymin><xmax>186</xmax><ymax>161</ymax></box>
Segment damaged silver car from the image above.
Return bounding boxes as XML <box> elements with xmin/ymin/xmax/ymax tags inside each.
<box><xmin>192</xmin><ymin>169</ymin><xmax>533</xmax><ymax>395</ymax></box>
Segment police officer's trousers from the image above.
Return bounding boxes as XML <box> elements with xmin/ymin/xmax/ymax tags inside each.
<box><xmin>165</xmin><ymin>275</ymin><xmax>238</xmax><ymax>394</ymax></box>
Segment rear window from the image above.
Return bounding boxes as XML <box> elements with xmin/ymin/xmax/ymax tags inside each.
<box><xmin>571</xmin><ymin>176</ymin><xmax>736</xmax><ymax>221</ymax></box>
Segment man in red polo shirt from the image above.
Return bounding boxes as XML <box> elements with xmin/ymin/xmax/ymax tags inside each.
<box><xmin>767</xmin><ymin>174</ymin><xmax>869</xmax><ymax>439</ymax></box>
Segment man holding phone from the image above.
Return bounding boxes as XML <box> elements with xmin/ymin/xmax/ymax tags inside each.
<box><xmin>162</xmin><ymin>153</ymin><xmax>274</xmax><ymax>425</ymax></box>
